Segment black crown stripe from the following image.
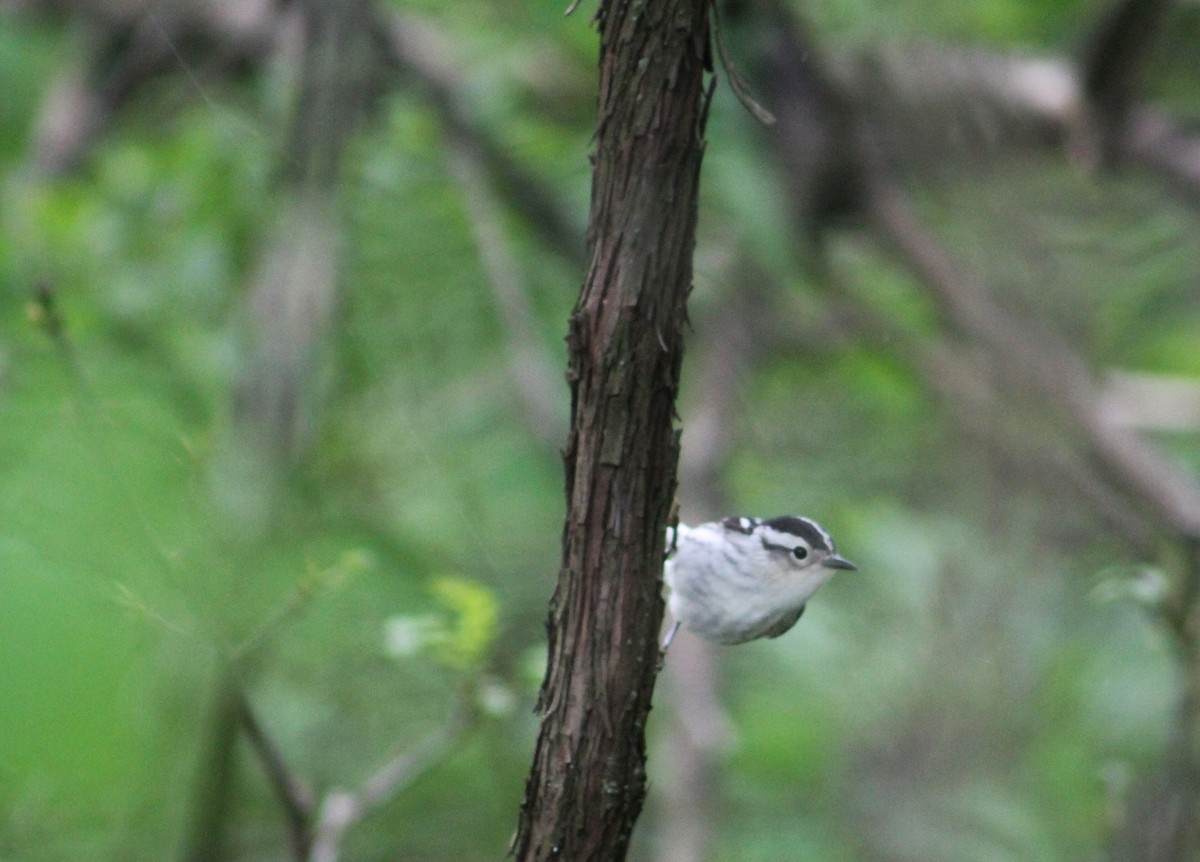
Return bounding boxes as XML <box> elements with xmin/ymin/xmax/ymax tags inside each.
<box><xmin>762</xmin><ymin>515</ymin><xmax>832</xmax><ymax>552</ymax></box>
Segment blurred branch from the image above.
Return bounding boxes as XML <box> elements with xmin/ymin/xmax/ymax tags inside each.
<box><xmin>1077</xmin><ymin>0</ymin><xmax>1200</xmax><ymax>202</ymax></box>
<box><xmin>731</xmin><ymin>0</ymin><xmax>1200</xmax><ymax>209</ymax></box>
<box><xmin>739</xmin><ymin>0</ymin><xmax>859</xmax><ymax>245</ymax></box>
<box><xmin>380</xmin><ymin>11</ymin><xmax>584</xmax><ymax>265</ymax></box>
<box><xmin>379</xmin><ymin>9</ymin><xmax>593</xmax><ymax>456</ymax></box>
<box><xmin>237</xmin><ymin>688</ymin><xmax>317</xmax><ymax>860</ymax></box>
<box><xmin>861</xmin><ymin>172</ymin><xmax>1200</xmax><ymax>541</ymax></box>
<box><xmin>1101</xmin><ymin>372</ymin><xmax>1200</xmax><ymax>431</ymax></box>
<box><xmin>743</xmin><ymin>5</ymin><xmax>1200</xmax><ymax>855</ymax></box>
<box><xmin>1080</xmin><ymin>0</ymin><xmax>1172</xmax><ymax>162</ymax></box>
<box><xmin>445</xmin><ymin>139</ymin><xmax>568</xmax><ymax>451</ymax></box>
<box><xmin>15</xmin><ymin>1</ymin><xmax>588</xmax><ymax>253</ymax></box>
<box><xmin>280</xmin><ymin>0</ymin><xmax>383</xmax><ymax>189</ymax></box>
<box><xmin>232</xmin><ymin>553</ymin><xmax>366</xmax><ymax>661</ymax></box>
<box><xmin>232</xmin><ymin>680</ymin><xmax>474</xmax><ymax>862</ymax></box>
<box><xmin>654</xmin><ymin>632</ymin><xmax>729</xmax><ymax>862</ymax></box>
<box><xmin>307</xmin><ymin>705</ymin><xmax>473</xmax><ymax>862</ymax></box>
<box><xmin>227</xmin><ymin>0</ymin><xmax>385</xmax><ymax>486</ymax></box>
<box><xmin>181</xmin><ymin>675</ymin><xmax>242</xmax><ymax>862</ymax></box>
<box><xmin>652</xmin><ymin>268</ymin><xmax>773</xmax><ymax>862</ymax></box>
<box><xmin>925</xmin><ymin>351</ymin><xmax>1161</xmax><ymax>553</ymax></box>
<box><xmin>748</xmin><ymin>0</ymin><xmax>1200</xmax><ymax>545</ymax></box>
<box><xmin>1118</xmin><ymin>106</ymin><xmax>1200</xmax><ymax>205</ymax></box>
<box><xmin>820</xmin><ymin>275</ymin><xmax>1163</xmax><ymax>555</ymax></box>
<box><xmin>229</xmin><ymin>191</ymin><xmax>342</xmax><ymax>471</ymax></box>
<box><xmin>21</xmin><ymin>0</ymin><xmax>285</xmax><ymax>174</ymax></box>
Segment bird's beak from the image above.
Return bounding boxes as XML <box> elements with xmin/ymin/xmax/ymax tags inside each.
<box><xmin>823</xmin><ymin>555</ymin><xmax>857</xmax><ymax>571</ymax></box>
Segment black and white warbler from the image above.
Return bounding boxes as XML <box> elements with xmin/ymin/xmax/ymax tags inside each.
<box><xmin>662</xmin><ymin>515</ymin><xmax>856</xmax><ymax>647</ymax></box>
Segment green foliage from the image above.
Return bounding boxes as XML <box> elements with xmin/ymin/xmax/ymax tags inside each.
<box><xmin>385</xmin><ymin>575</ymin><xmax>500</xmax><ymax>672</ymax></box>
<box><xmin>807</xmin><ymin>0</ymin><xmax>1088</xmax><ymax>47</ymax></box>
<box><xmin>0</xmin><ymin>17</ymin><xmax>59</xmax><ymax>159</ymax></box>
<box><xmin>1</xmin><ymin>1</ymin><xmax>1198</xmax><ymax>860</ymax></box>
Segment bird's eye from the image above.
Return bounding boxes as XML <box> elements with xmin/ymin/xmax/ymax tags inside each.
<box><xmin>792</xmin><ymin>546</ymin><xmax>808</xmax><ymax>560</ymax></box>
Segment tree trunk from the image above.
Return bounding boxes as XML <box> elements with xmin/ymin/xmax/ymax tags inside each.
<box><xmin>510</xmin><ymin>0</ymin><xmax>712</xmax><ymax>859</ymax></box>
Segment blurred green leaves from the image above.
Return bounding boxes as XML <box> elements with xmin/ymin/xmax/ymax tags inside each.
<box><xmin>385</xmin><ymin>576</ymin><xmax>499</xmax><ymax>672</ymax></box>
<box><xmin>1</xmin><ymin>1</ymin><xmax>1198</xmax><ymax>860</ymax></box>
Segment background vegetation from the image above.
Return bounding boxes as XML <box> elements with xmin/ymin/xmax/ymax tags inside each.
<box><xmin>1</xmin><ymin>0</ymin><xmax>1198</xmax><ymax>860</ymax></box>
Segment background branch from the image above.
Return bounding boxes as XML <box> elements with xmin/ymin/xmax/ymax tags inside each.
<box><xmin>445</xmin><ymin>138</ymin><xmax>568</xmax><ymax>450</ymax></box>
<box><xmin>381</xmin><ymin>11</ymin><xmax>584</xmax><ymax>265</ymax></box>
<box><xmin>308</xmin><ymin>706</ymin><xmax>473</xmax><ymax>862</ymax></box>
<box><xmin>237</xmin><ymin>689</ymin><xmax>316</xmax><ymax>861</ymax></box>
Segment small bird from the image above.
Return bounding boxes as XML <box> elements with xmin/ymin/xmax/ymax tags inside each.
<box><xmin>662</xmin><ymin>515</ymin><xmax>856</xmax><ymax>647</ymax></box>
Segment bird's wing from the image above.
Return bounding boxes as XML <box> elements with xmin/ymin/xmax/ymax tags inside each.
<box><xmin>764</xmin><ymin>604</ymin><xmax>805</xmax><ymax>639</ymax></box>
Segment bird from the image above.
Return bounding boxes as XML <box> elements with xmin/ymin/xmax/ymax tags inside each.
<box><xmin>662</xmin><ymin>515</ymin><xmax>856</xmax><ymax>647</ymax></box>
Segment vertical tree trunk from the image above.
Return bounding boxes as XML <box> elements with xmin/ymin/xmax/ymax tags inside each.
<box><xmin>511</xmin><ymin>1</ymin><xmax>712</xmax><ymax>859</ymax></box>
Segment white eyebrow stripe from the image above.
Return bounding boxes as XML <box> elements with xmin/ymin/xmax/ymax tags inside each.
<box><xmin>758</xmin><ymin>527</ymin><xmax>804</xmax><ymax>550</ymax></box>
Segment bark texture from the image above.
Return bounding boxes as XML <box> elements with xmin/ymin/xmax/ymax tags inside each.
<box><xmin>511</xmin><ymin>0</ymin><xmax>712</xmax><ymax>859</ymax></box>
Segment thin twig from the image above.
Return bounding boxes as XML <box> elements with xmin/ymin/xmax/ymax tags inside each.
<box><xmin>710</xmin><ymin>0</ymin><xmax>775</xmax><ymax>126</ymax></box>
<box><xmin>236</xmin><ymin>688</ymin><xmax>316</xmax><ymax>860</ymax></box>
<box><xmin>307</xmin><ymin>706</ymin><xmax>474</xmax><ymax>862</ymax></box>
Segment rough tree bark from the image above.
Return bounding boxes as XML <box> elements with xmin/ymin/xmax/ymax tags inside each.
<box><xmin>510</xmin><ymin>0</ymin><xmax>713</xmax><ymax>859</ymax></box>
